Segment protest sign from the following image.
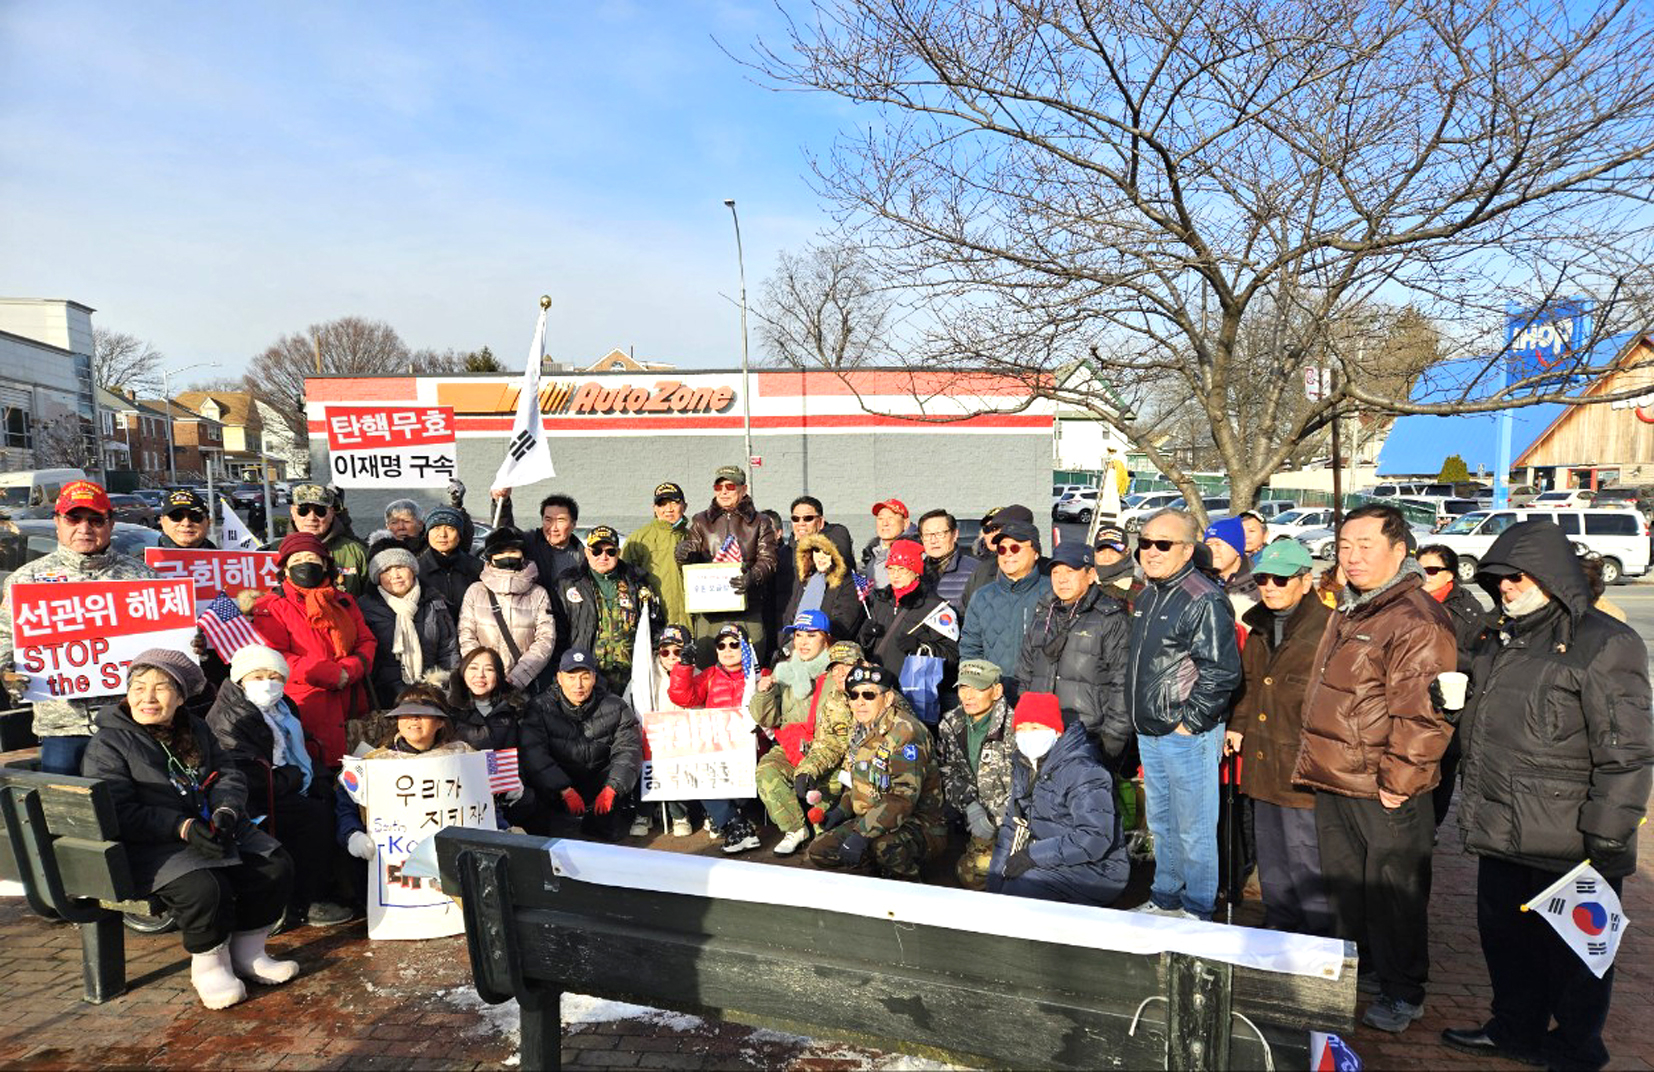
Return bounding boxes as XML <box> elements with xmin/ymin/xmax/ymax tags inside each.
<box><xmin>683</xmin><ymin>562</ymin><xmax>745</xmax><ymax>614</ymax></box>
<box><xmin>9</xmin><ymin>578</ymin><xmax>197</xmax><ymax>702</ymax></box>
<box><xmin>639</xmin><ymin>707</ymin><xmax>758</xmax><ymax>801</ymax></box>
<box><xmin>144</xmin><ymin>547</ymin><xmax>281</xmax><ymax>605</ymax></box>
<box><xmin>324</xmin><ymin>405</ymin><xmax>457</xmax><ymax>489</ymax></box>
<box><xmin>347</xmin><ymin>749</ymin><xmax>496</xmax><ymax>940</ymax></box>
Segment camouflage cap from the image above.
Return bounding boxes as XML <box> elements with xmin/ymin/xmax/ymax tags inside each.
<box><xmin>292</xmin><ymin>483</ymin><xmax>333</xmax><ymax>507</ymax></box>
<box><xmin>827</xmin><ymin>640</ymin><xmax>864</xmax><ymax>666</ymax></box>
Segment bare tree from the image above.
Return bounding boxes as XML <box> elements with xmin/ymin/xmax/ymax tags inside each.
<box><xmin>33</xmin><ymin>415</ymin><xmax>98</xmax><ymax>471</ymax></box>
<box><xmin>93</xmin><ymin>328</ymin><xmax>164</xmax><ymax>395</ymax></box>
<box><xmin>750</xmin><ymin>0</ymin><xmax>1654</xmax><ymax>512</ymax></box>
<box><xmin>756</xmin><ymin>241</ymin><xmax>897</xmax><ymax>368</ymax></box>
<box><xmin>247</xmin><ymin>317</ymin><xmax>415</xmax><ymax>442</ymax></box>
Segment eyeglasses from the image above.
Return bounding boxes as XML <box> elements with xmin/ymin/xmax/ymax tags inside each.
<box><xmin>295</xmin><ymin>504</ymin><xmax>330</xmax><ymax>518</ymax></box>
<box><xmin>996</xmin><ymin>541</ymin><xmax>1027</xmax><ymax>556</ymax></box>
<box><xmin>62</xmin><ymin>510</ymin><xmax>110</xmax><ymax>526</ymax></box>
<box><xmin>166</xmin><ymin>509</ymin><xmax>206</xmax><ymax>523</ymax></box>
<box><xmin>716</xmin><ymin>640</ymin><xmax>742</xmax><ymax>650</ymax></box>
<box><xmin>849</xmin><ymin>688</ymin><xmax>883</xmax><ymax>701</ymax></box>
<box><xmin>790</xmin><ymin>513</ymin><xmax>819</xmax><ymax>523</ymax></box>
<box><xmin>589</xmin><ymin>546</ymin><xmax>618</xmax><ymax>558</ymax></box>
<box><xmin>658</xmin><ymin>646</ymin><xmax>683</xmax><ymax>657</ymax></box>
<box><xmin>1257</xmin><ymin>571</ymin><xmax>1309</xmax><ymax>587</ymax></box>
<box><xmin>1138</xmin><ymin>537</ymin><xmax>1186</xmax><ymax>553</ymax></box>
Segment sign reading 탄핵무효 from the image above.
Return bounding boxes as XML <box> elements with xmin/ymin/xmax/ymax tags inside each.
<box><xmin>325</xmin><ymin>405</ymin><xmax>457</xmax><ymax>489</ymax></box>
<box><xmin>8</xmin><ymin>578</ymin><xmax>198</xmax><ymax>702</ymax></box>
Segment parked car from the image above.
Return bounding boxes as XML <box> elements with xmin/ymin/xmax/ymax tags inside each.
<box><xmin>1528</xmin><ymin>489</ymin><xmax>1597</xmax><ymax>509</ymax></box>
<box><xmin>1432</xmin><ymin>507</ymin><xmax>1649</xmax><ymax>584</ymax></box>
<box><xmin>1121</xmin><ymin>493</ymin><xmax>1230</xmax><ymax>533</ymax></box>
<box><xmin>0</xmin><ymin>520</ymin><xmax>162</xmax><ymax>585</ymax></box>
<box><xmin>1266</xmin><ymin>507</ymin><xmax>1338</xmax><ymax>541</ymax></box>
<box><xmin>132</xmin><ymin>488</ymin><xmax>166</xmax><ymax>511</ymax></box>
<box><xmin>1054</xmin><ymin>489</ymin><xmax>1101</xmax><ymax>523</ymax></box>
<box><xmin>1118</xmin><ymin>491</ymin><xmax>1186</xmax><ymax>532</ymax></box>
<box><xmin>106</xmin><ymin>493</ymin><xmax>158</xmax><ymax>528</ymax></box>
<box><xmin>1591</xmin><ymin>486</ymin><xmax>1654</xmax><ymax>517</ymax></box>
<box><xmin>1295</xmin><ymin>520</ymin><xmax>1435</xmax><ymax>562</ymax></box>
<box><xmin>1253</xmin><ymin>500</ymin><xmax>1298</xmax><ymax>520</ymax></box>
<box><xmin>1051</xmin><ymin>483</ymin><xmax>1092</xmax><ymax>507</ymax></box>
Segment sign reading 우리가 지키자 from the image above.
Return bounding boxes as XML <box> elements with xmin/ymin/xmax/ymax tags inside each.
<box><xmin>325</xmin><ymin>405</ymin><xmax>457</xmax><ymax>489</ymax></box>
<box><xmin>144</xmin><ymin>547</ymin><xmax>281</xmax><ymax>606</ymax></box>
<box><xmin>8</xmin><ymin>578</ymin><xmax>198</xmax><ymax>703</ymax></box>
<box><xmin>638</xmin><ymin>708</ymin><xmax>758</xmax><ymax>802</ymax></box>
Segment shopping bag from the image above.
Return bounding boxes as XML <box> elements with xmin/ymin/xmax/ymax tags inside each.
<box><xmin>899</xmin><ymin>644</ymin><xmax>945</xmax><ymax>726</ymax></box>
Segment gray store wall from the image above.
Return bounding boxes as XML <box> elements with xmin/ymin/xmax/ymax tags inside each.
<box><xmin>313</xmin><ymin>428</ymin><xmax>1049</xmax><ymax>548</ymax></box>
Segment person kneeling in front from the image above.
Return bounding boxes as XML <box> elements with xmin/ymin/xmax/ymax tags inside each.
<box><xmin>82</xmin><ymin>649</ymin><xmax>297</xmax><ymax>1010</ymax></box>
<box><xmin>521</xmin><ymin>648</ymin><xmax>643</xmax><ymax>842</ymax></box>
<box><xmin>987</xmin><ymin>692</ymin><xmax>1129</xmax><ymax>908</ymax></box>
<box><xmin>805</xmin><ymin>664</ymin><xmax>946</xmax><ymax>880</ymax></box>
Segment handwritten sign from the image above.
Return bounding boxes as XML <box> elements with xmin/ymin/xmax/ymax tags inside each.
<box><xmin>682</xmin><ymin>562</ymin><xmax>746</xmax><ymax>614</ymax></box>
<box><xmin>638</xmin><ymin>707</ymin><xmax>757</xmax><ymax>801</ymax></box>
<box><xmin>9</xmin><ymin>579</ymin><xmax>197</xmax><ymax>702</ymax></box>
<box><xmin>343</xmin><ymin>750</ymin><xmax>495</xmax><ymax>940</ymax></box>
<box><xmin>325</xmin><ymin>405</ymin><xmax>457</xmax><ymax>489</ymax></box>
<box><xmin>144</xmin><ymin>547</ymin><xmax>281</xmax><ymax>605</ymax></box>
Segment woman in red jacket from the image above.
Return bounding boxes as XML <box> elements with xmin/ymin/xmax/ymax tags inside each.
<box><xmin>667</xmin><ymin>623</ymin><xmax>764</xmax><ymax>854</ymax></box>
<box><xmin>250</xmin><ymin>533</ymin><xmax>377</xmax><ymax>768</ymax></box>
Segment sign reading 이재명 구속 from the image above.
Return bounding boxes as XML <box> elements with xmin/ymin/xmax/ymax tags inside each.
<box><xmin>325</xmin><ymin>405</ymin><xmax>457</xmax><ymax>488</ymax></box>
<box><xmin>9</xmin><ymin>578</ymin><xmax>198</xmax><ymax>702</ymax></box>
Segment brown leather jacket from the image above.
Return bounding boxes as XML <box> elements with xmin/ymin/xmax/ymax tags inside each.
<box><xmin>674</xmin><ymin>494</ymin><xmax>780</xmax><ymax>590</ymax></box>
<box><xmin>1233</xmin><ymin>593</ymin><xmax>1331</xmax><ymax>808</ymax></box>
<box><xmin>1293</xmin><ymin>566</ymin><xmax>1456</xmax><ymax>800</ymax></box>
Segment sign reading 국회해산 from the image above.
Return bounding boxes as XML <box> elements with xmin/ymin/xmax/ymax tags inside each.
<box><xmin>639</xmin><ymin>708</ymin><xmax>758</xmax><ymax>802</ymax></box>
<box><xmin>9</xmin><ymin>579</ymin><xmax>198</xmax><ymax>702</ymax></box>
<box><xmin>144</xmin><ymin>547</ymin><xmax>281</xmax><ymax>606</ymax></box>
<box><xmin>325</xmin><ymin>405</ymin><xmax>457</xmax><ymax>489</ymax></box>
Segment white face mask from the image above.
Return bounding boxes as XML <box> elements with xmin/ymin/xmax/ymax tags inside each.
<box><xmin>1502</xmin><ymin>584</ymin><xmax>1550</xmax><ymax>618</ymax></box>
<box><xmin>243</xmin><ymin>679</ymin><xmax>286</xmax><ymax>710</ymax></box>
<box><xmin>1016</xmin><ymin>727</ymin><xmax>1059</xmax><ymax>760</ymax></box>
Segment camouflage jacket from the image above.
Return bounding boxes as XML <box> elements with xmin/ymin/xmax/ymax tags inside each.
<box><xmin>834</xmin><ymin>704</ymin><xmax>946</xmax><ymax>841</ymax></box>
<box><xmin>936</xmin><ymin>696</ymin><xmax>1017</xmax><ymax>825</ymax></box>
<box><xmin>793</xmin><ymin>673</ymin><xmax>853</xmax><ymax>781</ymax></box>
<box><xmin>0</xmin><ymin>546</ymin><xmax>160</xmax><ymax>738</ymax></box>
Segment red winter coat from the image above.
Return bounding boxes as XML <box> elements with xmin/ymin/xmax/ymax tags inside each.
<box><xmin>250</xmin><ymin>584</ymin><xmax>377</xmax><ymax>767</ymax></box>
<box><xmin>668</xmin><ymin>661</ymin><xmax>753</xmax><ymax>709</ymax></box>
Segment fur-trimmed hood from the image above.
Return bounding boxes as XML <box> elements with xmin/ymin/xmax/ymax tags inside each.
<box><xmin>796</xmin><ymin>533</ymin><xmax>849</xmax><ymax>587</ymax></box>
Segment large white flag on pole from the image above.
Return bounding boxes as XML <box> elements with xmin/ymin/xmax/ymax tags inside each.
<box><xmin>491</xmin><ymin>296</ymin><xmax>557</xmax><ymax>493</ymax></box>
<box><xmin>1520</xmin><ymin>858</ymin><xmax>1628</xmax><ymax>978</ymax></box>
<box><xmin>628</xmin><ymin>613</ymin><xmax>655</xmax><ymax>716</ymax></box>
<box><xmin>218</xmin><ymin>497</ymin><xmax>262</xmax><ymax>550</ymax></box>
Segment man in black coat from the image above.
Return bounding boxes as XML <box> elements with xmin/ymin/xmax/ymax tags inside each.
<box><xmin>1015</xmin><ymin>543</ymin><xmax>1130</xmax><ymax>763</ymax></box>
<box><xmin>1444</xmin><ymin>520</ymin><xmax>1653</xmax><ymax>1070</ymax></box>
<box><xmin>416</xmin><ymin>506</ymin><xmax>482</xmax><ymax>626</ymax></box>
<box><xmin>519</xmin><ymin>648</ymin><xmax>643</xmax><ymax>841</ymax></box>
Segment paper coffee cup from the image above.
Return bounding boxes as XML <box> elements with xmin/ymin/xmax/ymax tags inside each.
<box><xmin>1436</xmin><ymin>671</ymin><xmax>1468</xmax><ymax>711</ymax></box>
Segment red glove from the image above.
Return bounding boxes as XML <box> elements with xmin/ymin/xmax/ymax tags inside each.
<box><xmin>561</xmin><ymin>788</ymin><xmax>586</xmax><ymax>816</ymax></box>
<box><xmin>807</xmin><ymin>805</ymin><xmax>826</xmax><ymax>825</ymax></box>
<box><xmin>593</xmin><ymin>787</ymin><xmax>617</xmax><ymax>815</ymax></box>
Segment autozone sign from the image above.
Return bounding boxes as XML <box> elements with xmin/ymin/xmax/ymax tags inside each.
<box><xmin>437</xmin><ymin>379</ymin><xmax>736</xmax><ymax>417</ymax></box>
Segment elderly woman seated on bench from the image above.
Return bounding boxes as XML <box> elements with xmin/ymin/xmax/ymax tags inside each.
<box><xmin>81</xmin><ymin>648</ymin><xmax>298</xmax><ymax>1010</ymax></box>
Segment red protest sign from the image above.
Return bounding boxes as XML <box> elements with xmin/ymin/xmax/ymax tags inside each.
<box><xmin>9</xmin><ymin>578</ymin><xmax>199</xmax><ymax>701</ymax></box>
<box><xmin>144</xmin><ymin>547</ymin><xmax>281</xmax><ymax>602</ymax></box>
<box><xmin>325</xmin><ymin>405</ymin><xmax>457</xmax><ymax>488</ymax></box>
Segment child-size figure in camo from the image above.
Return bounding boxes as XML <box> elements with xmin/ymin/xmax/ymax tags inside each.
<box><xmin>936</xmin><ymin>659</ymin><xmax>1017</xmax><ymax>889</ymax></box>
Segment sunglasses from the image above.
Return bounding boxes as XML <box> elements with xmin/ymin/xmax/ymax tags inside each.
<box><xmin>654</xmin><ymin>498</ymin><xmax>681</xmax><ymax>507</ymax></box>
<box><xmin>63</xmin><ymin>510</ymin><xmax>110</xmax><ymax>526</ymax></box>
<box><xmin>996</xmin><ymin>540</ymin><xmax>1027</xmax><ymax>556</ymax></box>
<box><xmin>658</xmin><ymin>645</ymin><xmax>684</xmax><ymax>657</ymax></box>
<box><xmin>1138</xmin><ymin>537</ymin><xmax>1185</xmax><ymax>553</ymax></box>
<box><xmin>714</xmin><ymin>481</ymin><xmax>739</xmax><ymax>490</ymax></box>
<box><xmin>716</xmin><ymin>640</ymin><xmax>743</xmax><ymax>651</ymax></box>
<box><xmin>589</xmin><ymin>546</ymin><xmax>618</xmax><ymax>558</ymax></box>
<box><xmin>1257</xmin><ymin>571</ymin><xmax>1309</xmax><ymax>587</ymax></box>
<box><xmin>166</xmin><ymin>509</ymin><xmax>206</xmax><ymax>523</ymax></box>
<box><xmin>295</xmin><ymin>503</ymin><xmax>330</xmax><ymax>518</ymax></box>
<box><xmin>790</xmin><ymin>513</ymin><xmax>819</xmax><ymax>523</ymax></box>
<box><xmin>1421</xmin><ymin>565</ymin><xmax>1453</xmax><ymax>576</ymax></box>
<box><xmin>849</xmin><ymin>688</ymin><xmax>884</xmax><ymax>701</ymax></box>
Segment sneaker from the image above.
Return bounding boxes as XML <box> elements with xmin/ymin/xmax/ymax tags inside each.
<box><xmin>1131</xmin><ymin>901</ymin><xmax>1190</xmax><ymax>918</ymax></box>
<box><xmin>302</xmin><ymin>901</ymin><xmax>356</xmax><ymax>927</ymax></box>
<box><xmin>721</xmin><ymin>820</ymin><xmax>760</xmax><ymax>854</ymax></box>
<box><xmin>702</xmin><ymin>817</ymin><xmax>716</xmax><ymax>835</ymax></box>
<box><xmin>773</xmin><ymin>828</ymin><xmax>811</xmax><ymax>855</ymax></box>
<box><xmin>629</xmin><ymin>814</ymin><xmax>651</xmax><ymax>837</ymax></box>
<box><xmin>1362</xmin><ymin>995</ymin><xmax>1424</xmax><ymax>1034</ymax></box>
<box><xmin>671</xmin><ymin>817</ymin><xmax>694</xmax><ymax>838</ymax></box>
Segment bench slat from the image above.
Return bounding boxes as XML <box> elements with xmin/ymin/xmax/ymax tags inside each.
<box><xmin>0</xmin><ymin>767</ymin><xmax>122</xmax><ymax>840</ymax></box>
<box><xmin>51</xmin><ymin>838</ymin><xmax>138</xmax><ymax>904</ymax></box>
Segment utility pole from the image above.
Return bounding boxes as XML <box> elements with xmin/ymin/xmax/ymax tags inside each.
<box><xmin>723</xmin><ymin>199</ymin><xmax>756</xmax><ymax>496</ymax></box>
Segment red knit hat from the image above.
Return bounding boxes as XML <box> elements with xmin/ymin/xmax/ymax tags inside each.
<box><xmin>886</xmin><ymin>539</ymin><xmax>924</xmax><ymax>574</ymax></box>
<box><xmin>1013</xmin><ymin>692</ymin><xmax>1064</xmax><ymax>734</ymax></box>
<box><xmin>276</xmin><ymin>531</ymin><xmax>331</xmax><ymax>566</ymax></box>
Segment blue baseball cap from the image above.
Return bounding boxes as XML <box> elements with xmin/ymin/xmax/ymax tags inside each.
<box><xmin>558</xmin><ymin>648</ymin><xmax>596</xmax><ymax>673</ymax></box>
<box><xmin>781</xmin><ymin>608</ymin><xmax>831</xmax><ymax>638</ymax></box>
<box><xmin>1049</xmin><ymin>542</ymin><xmax>1094</xmax><ymax>570</ymax></box>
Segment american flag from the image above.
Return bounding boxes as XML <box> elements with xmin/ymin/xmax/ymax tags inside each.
<box><xmin>712</xmin><ymin>534</ymin><xmax>743</xmax><ymax>564</ymax></box>
<box><xmin>486</xmin><ymin>748</ymin><xmax>522</xmax><ymax>795</ymax></box>
<box><xmin>852</xmin><ymin>571</ymin><xmax>874</xmax><ymax>603</ymax></box>
<box><xmin>197</xmin><ymin>591</ymin><xmax>261</xmax><ymax>660</ymax></box>
<box><xmin>740</xmin><ymin>635</ymin><xmax>758</xmax><ymax>681</ymax></box>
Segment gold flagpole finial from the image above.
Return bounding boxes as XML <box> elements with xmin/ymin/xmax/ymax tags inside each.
<box><xmin>539</xmin><ymin>295</ymin><xmax>552</xmax><ymax>310</ymax></box>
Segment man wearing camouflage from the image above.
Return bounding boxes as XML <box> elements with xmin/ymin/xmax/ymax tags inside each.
<box><xmin>269</xmin><ymin>484</ymin><xmax>369</xmax><ymax>596</ymax></box>
<box><xmin>805</xmin><ymin>664</ymin><xmax>947</xmax><ymax>880</ymax></box>
<box><xmin>790</xmin><ymin>640</ymin><xmax>863</xmax><ymax>812</ymax></box>
<box><xmin>0</xmin><ymin>481</ymin><xmax>161</xmax><ymax>774</ymax></box>
<box><xmin>749</xmin><ymin>610</ymin><xmax>835</xmax><ymax>855</ymax></box>
<box><xmin>937</xmin><ymin>659</ymin><xmax>1017</xmax><ymax>889</ymax></box>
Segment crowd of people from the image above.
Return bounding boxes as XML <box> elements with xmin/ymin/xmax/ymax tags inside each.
<box><xmin>0</xmin><ymin>474</ymin><xmax>1647</xmax><ymax>1070</ymax></box>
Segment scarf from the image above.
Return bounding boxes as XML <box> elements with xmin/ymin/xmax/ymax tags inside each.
<box><xmin>255</xmin><ymin>696</ymin><xmax>314</xmax><ymax>794</ymax></box>
<box><xmin>892</xmin><ymin>575</ymin><xmax>921</xmax><ymax>602</ymax></box>
<box><xmin>382</xmin><ymin>583</ymin><xmax>425</xmax><ymax>684</ymax></box>
<box><xmin>772</xmin><ymin>648</ymin><xmax>831</xmax><ymax>699</ymax></box>
<box><xmin>1429</xmin><ymin>580</ymin><xmax>1453</xmax><ymax>604</ymax></box>
<box><xmin>800</xmin><ymin>572</ymin><xmax>827</xmax><ymax>611</ymax></box>
<box><xmin>298</xmin><ymin>583</ymin><xmax>356</xmax><ymax>659</ymax></box>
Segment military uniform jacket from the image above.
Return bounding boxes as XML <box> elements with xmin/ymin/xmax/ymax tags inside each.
<box><xmin>793</xmin><ymin>675</ymin><xmax>854</xmax><ymax>782</ymax></box>
<box><xmin>834</xmin><ymin>705</ymin><xmax>946</xmax><ymax>841</ymax></box>
<box><xmin>936</xmin><ymin>696</ymin><xmax>1017</xmax><ymax>825</ymax></box>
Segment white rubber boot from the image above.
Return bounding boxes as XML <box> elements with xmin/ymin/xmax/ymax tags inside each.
<box><xmin>229</xmin><ymin>926</ymin><xmax>300</xmax><ymax>985</ymax></box>
<box><xmin>191</xmin><ymin>941</ymin><xmax>249</xmax><ymax>1009</ymax></box>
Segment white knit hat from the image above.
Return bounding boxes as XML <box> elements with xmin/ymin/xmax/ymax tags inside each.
<box><xmin>229</xmin><ymin>644</ymin><xmax>290</xmax><ymax>685</ymax></box>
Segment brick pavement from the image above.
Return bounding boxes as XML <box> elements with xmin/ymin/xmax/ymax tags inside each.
<box><xmin>0</xmin><ymin>796</ymin><xmax>1650</xmax><ymax>1069</ymax></box>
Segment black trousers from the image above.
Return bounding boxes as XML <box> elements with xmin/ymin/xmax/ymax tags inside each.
<box><xmin>1315</xmin><ymin>791</ymin><xmax>1433</xmax><ymax>1005</ymax></box>
<box><xmin>269</xmin><ymin>793</ymin><xmax>335</xmax><ymax>915</ymax></box>
<box><xmin>1431</xmin><ymin>733</ymin><xmax>1462</xmax><ymax>826</ymax></box>
<box><xmin>1254</xmin><ymin>801</ymin><xmax>1332</xmax><ymax>935</ymax></box>
<box><xmin>153</xmin><ymin>849</ymin><xmax>294</xmax><ymax>954</ymax></box>
<box><xmin>1479</xmin><ymin>855</ymin><xmax>1620</xmax><ymax>1071</ymax></box>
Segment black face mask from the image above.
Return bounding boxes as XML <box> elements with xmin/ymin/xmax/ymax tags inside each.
<box><xmin>492</xmin><ymin>555</ymin><xmax>525</xmax><ymax>572</ymax></box>
<box><xmin>286</xmin><ymin>562</ymin><xmax>328</xmax><ymax>590</ymax></box>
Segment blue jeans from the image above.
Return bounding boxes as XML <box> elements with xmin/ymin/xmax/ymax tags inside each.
<box><xmin>1139</xmin><ymin>728</ymin><xmax>1221</xmax><ymax>918</ymax></box>
<box><xmin>38</xmin><ymin>735</ymin><xmax>91</xmax><ymax>776</ymax></box>
<box><xmin>701</xmin><ymin>799</ymin><xmax>740</xmax><ymax>831</ymax></box>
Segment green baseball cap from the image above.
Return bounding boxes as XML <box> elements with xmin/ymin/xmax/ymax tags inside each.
<box><xmin>1252</xmin><ymin>539</ymin><xmax>1314</xmax><ymax>577</ymax></box>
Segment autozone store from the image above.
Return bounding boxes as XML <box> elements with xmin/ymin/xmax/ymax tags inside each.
<box><xmin>304</xmin><ymin>367</ymin><xmax>1054</xmax><ymax>544</ymax></box>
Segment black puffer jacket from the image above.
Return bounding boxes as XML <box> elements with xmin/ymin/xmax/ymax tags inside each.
<box><xmin>520</xmin><ymin>681</ymin><xmax>643</xmax><ymax>798</ymax></box>
<box><xmin>357</xmin><ymin>587</ymin><xmax>461</xmax><ymax>708</ymax></box>
<box><xmin>452</xmin><ymin>688</ymin><xmax>531</xmax><ymax>753</ymax></box>
<box><xmin>1437</xmin><ymin>582</ymin><xmax>1488</xmax><ymax>672</ymax></box>
<box><xmin>1016</xmin><ymin>585</ymin><xmax>1130</xmax><ymax>759</ymax></box>
<box><xmin>1126</xmin><ymin>562</ymin><xmax>1242</xmax><ymax>736</ymax></box>
<box><xmin>204</xmin><ymin>681</ymin><xmax>316</xmax><ymax>815</ymax></box>
<box><xmin>858</xmin><ymin>575</ymin><xmax>961</xmax><ymax>683</ymax></box>
<box><xmin>417</xmin><ymin>546</ymin><xmax>483</xmax><ymax>625</ymax></box>
<box><xmin>1457</xmin><ymin>520</ymin><xmax>1654</xmax><ymax>877</ymax></box>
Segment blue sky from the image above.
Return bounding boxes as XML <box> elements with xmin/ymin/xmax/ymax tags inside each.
<box><xmin>0</xmin><ymin>1</ymin><xmax>846</xmax><ymax>376</ymax></box>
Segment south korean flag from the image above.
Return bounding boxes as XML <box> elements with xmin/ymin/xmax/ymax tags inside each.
<box><xmin>1522</xmin><ymin>859</ymin><xmax>1628</xmax><ymax>979</ymax></box>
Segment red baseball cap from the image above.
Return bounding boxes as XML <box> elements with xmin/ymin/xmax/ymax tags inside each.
<box><xmin>870</xmin><ymin>498</ymin><xmax>909</xmax><ymax>518</ymax></box>
<box><xmin>55</xmin><ymin>480</ymin><xmax>111</xmax><ymax>516</ymax></box>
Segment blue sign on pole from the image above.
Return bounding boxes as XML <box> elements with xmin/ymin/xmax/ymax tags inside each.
<box><xmin>1495</xmin><ymin>300</ymin><xmax>1592</xmax><ymax>508</ymax></box>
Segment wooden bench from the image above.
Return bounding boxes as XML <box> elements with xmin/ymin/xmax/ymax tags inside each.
<box><xmin>435</xmin><ymin>828</ymin><xmax>1358</xmax><ymax>1071</ymax></box>
<box><xmin>0</xmin><ymin>763</ymin><xmax>161</xmax><ymax>1003</ymax></box>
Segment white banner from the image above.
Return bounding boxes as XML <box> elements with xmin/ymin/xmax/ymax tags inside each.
<box><xmin>638</xmin><ymin>708</ymin><xmax>757</xmax><ymax>801</ymax></box>
<box><xmin>682</xmin><ymin>562</ymin><xmax>745</xmax><ymax>614</ymax></box>
<box><xmin>353</xmin><ymin>750</ymin><xmax>496</xmax><ymax>940</ymax></box>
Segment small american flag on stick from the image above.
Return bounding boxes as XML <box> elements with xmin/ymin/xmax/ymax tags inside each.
<box><xmin>712</xmin><ymin>534</ymin><xmax>743</xmax><ymax>564</ymax></box>
<box><xmin>852</xmin><ymin>571</ymin><xmax>874</xmax><ymax>603</ymax></box>
<box><xmin>197</xmin><ymin>591</ymin><xmax>262</xmax><ymax>660</ymax></box>
<box><xmin>486</xmin><ymin>749</ymin><xmax>523</xmax><ymax>795</ymax></box>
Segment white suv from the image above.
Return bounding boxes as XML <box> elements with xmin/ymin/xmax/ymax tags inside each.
<box><xmin>1430</xmin><ymin>508</ymin><xmax>1649</xmax><ymax>584</ymax></box>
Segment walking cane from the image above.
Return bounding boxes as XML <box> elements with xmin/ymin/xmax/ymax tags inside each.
<box><xmin>1224</xmin><ymin>749</ymin><xmax>1241</xmax><ymax>924</ymax></box>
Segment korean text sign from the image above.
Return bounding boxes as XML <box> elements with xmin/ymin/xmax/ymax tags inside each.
<box><xmin>341</xmin><ymin>750</ymin><xmax>494</xmax><ymax>940</ymax></box>
<box><xmin>638</xmin><ymin>708</ymin><xmax>757</xmax><ymax>802</ymax></box>
<box><xmin>9</xmin><ymin>579</ymin><xmax>197</xmax><ymax>702</ymax></box>
<box><xmin>325</xmin><ymin>405</ymin><xmax>457</xmax><ymax>489</ymax></box>
<box><xmin>144</xmin><ymin>548</ymin><xmax>281</xmax><ymax>604</ymax></box>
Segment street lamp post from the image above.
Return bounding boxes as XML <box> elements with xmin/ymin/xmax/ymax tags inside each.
<box><xmin>723</xmin><ymin>198</ymin><xmax>755</xmax><ymax>495</ymax></box>
<box><xmin>158</xmin><ymin>363</ymin><xmax>210</xmax><ymax>486</ymax></box>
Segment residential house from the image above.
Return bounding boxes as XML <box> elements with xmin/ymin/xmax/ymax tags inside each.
<box><xmin>141</xmin><ymin>398</ymin><xmax>224</xmax><ymax>482</ymax></box>
<box><xmin>175</xmin><ymin>390</ymin><xmax>286</xmax><ymax>481</ymax></box>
